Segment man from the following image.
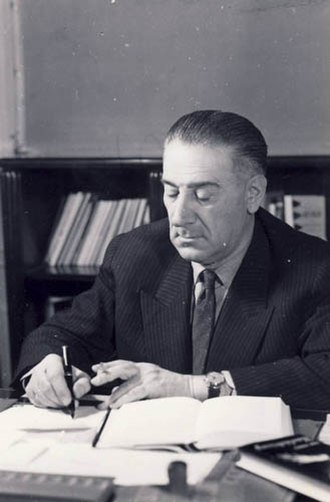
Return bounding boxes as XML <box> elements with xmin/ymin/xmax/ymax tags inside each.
<box><xmin>16</xmin><ymin>110</ymin><xmax>330</xmax><ymax>410</ymax></box>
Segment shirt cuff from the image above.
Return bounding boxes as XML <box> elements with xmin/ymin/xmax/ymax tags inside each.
<box><xmin>20</xmin><ymin>369</ymin><xmax>33</xmax><ymax>390</ymax></box>
<box><xmin>189</xmin><ymin>371</ymin><xmax>237</xmax><ymax>401</ymax></box>
<box><xmin>221</xmin><ymin>371</ymin><xmax>237</xmax><ymax>396</ymax></box>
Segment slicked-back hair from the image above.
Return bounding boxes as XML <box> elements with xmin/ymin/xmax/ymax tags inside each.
<box><xmin>164</xmin><ymin>110</ymin><xmax>268</xmax><ymax>176</ymax></box>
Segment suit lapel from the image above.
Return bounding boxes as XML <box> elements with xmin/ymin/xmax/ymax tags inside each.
<box><xmin>206</xmin><ymin>218</ymin><xmax>275</xmax><ymax>370</ymax></box>
<box><xmin>140</xmin><ymin>253</ymin><xmax>193</xmax><ymax>372</ymax></box>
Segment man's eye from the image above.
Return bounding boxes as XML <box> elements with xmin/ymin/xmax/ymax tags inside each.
<box><xmin>165</xmin><ymin>189</ymin><xmax>179</xmax><ymax>199</ymax></box>
<box><xmin>195</xmin><ymin>190</ymin><xmax>211</xmax><ymax>202</ymax></box>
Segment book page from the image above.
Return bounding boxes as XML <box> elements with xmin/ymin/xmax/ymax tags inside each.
<box><xmin>194</xmin><ymin>396</ymin><xmax>293</xmax><ymax>450</ymax></box>
<box><xmin>319</xmin><ymin>415</ymin><xmax>330</xmax><ymax>445</ymax></box>
<box><xmin>0</xmin><ymin>404</ymin><xmax>108</xmax><ymax>431</ymax></box>
<box><xmin>98</xmin><ymin>397</ymin><xmax>201</xmax><ymax>448</ymax></box>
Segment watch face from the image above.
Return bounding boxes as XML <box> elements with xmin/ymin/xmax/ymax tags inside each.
<box><xmin>207</xmin><ymin>372</ymin><xmax>224</xmax><ymax>388</ymax></box>
<box><xmin>206</xmin><ymin>372</ymin><xmax>225</xmax><ymax>398</ymax></box>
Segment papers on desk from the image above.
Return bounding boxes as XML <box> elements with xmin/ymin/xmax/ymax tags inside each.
<box><xmin>8</xmin><ymin>443</ymin><xmax>221</xmax><ymax>486</ymax></box>
<box><xmin>0</xmin><ymin>402</ymin><xmax>221</xmax><ymax>486</ymax></box>
<box><xmin>318</xmin><ymin>414</ymin><xmax>330</xmax><ymax>445</ymax></box>
<box><xmin>0</xmin><ymin>404</ymin><xmax>107</xmax><ymax>430</ymax></box>
<box><xmin>0</xmin><ymin>434</ymin><xmax>221</xmax><ymax>486</ymax></box>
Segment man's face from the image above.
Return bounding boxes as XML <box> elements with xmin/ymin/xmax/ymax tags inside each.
<box><xmin>162</xmin><ymin>140</ymin><xmax>262</xmax><ymax>267</ymax></box>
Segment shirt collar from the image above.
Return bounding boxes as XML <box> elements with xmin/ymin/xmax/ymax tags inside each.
<box><xmin>191</xmin><ymin>235</ymin><xmax>252</xmax><ymax>289</ymax></box>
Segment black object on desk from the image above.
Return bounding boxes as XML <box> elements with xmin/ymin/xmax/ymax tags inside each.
<box><xmin>0</xmin><ymin>470</ymin><xmax>114</xmax><ymax>502</ymax></box>
<box><xmin>167</xmin><ymin>461</ymin><xmax>188</xmax><ymax>495</ymax></box>
<box><xmin>92</xmin><ymin>407</ymin><xmax>111</xmax><ymax>447</ymax></box>
<box><xmin>62</xmin><ymin>345</ymin><xmax>75</xmax><ymax>418</ymax></box>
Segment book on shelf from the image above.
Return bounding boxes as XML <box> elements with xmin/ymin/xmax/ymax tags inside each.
<box><xmin>263</xmin><ymin>190</ymin><xmax>284</xmax><ymax>221</ymax></box>
<box><xmin>45</xmin><ymin>193</ymin><xmax>150</xmax><ymax>268</ymax></box>
<box><xmin>263</xmin><ymin>192</ymin><xmax>327</xmax><ymax>240</ymax></box>
<box><xmin>96</xmin><ymin>396</ymin><xmax>293</xmax><ymax>451</ymax></box>
<box><xmin>83</xmin><ymin>199</ymin><xmax>114</xmax><ymax>266</ymax></box>
<box><xmin>45</xmin><ymin>191</ymin><xmax>85</xmax><ymax>267</ymax></box>
<box><xmin>283</xmin><ymin>194</ymin><xmax>327</xmax><ymax>240</ymax></box>
<box><xmin>74</xmin><ymin>199</ymin><xmax>109</xmax><ymax>267</ymax></box>
<box><xmin>57</xmin><ymin>193</ymin><xmax>94</xmax><ymax>266</ymax></box>
<box><xmin>237</xmin><ymin>434</ymin><xmax>330</xmax><ymax>502</ymax></box>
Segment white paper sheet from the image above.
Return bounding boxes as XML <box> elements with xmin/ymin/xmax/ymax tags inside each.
<box><xmin>318</xmin><ymin>414</ymin><xmax>330</xmax><ymax>445</ymax></box>
<box><xmin>14</xmin><ymin>443</ymin><xmax>221</xmax><ymax>486</ymax></box>
<box><xmin>0</xmin><ymin>404</ymin><xmax>107</xmax><ymax>430</ymax></box>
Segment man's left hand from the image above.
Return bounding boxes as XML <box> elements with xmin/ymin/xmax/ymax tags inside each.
<box><xmin>90</xmin><ymin>360</ymin><xmax>192</xmax><ymax>409</ymax></box>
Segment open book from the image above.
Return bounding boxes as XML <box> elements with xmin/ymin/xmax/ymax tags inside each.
<box><xmin>97</xmin><ymin>396</ymin><xmax>293</xmax><ymax>451</ymax></box>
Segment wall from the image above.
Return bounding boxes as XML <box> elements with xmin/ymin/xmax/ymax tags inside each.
<box><xmin>0</xmin><ymin>0</ymin><xmax>22</xmax><ymax>385</ymax></box>
<box><xmin>20</xmin><ymin>0</ymin><xmax>330</xmax><ymax>157</ymax></box>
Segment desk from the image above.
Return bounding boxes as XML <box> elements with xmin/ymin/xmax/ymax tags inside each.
<box><xmin>114</xmin><ymin>419</ymin><xmax>323</xmax><ymax>502</ymax></box>
<box><xmin>0</xmin><ymin>398</ymin><xmax>325</xmax><ymax>502</ymax></box>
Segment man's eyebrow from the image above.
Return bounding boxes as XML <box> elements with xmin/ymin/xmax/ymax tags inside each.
<box><xmin>161</xmin><ymin>178</ymin><xmax>220</xmax><ymax>189</ymax></box>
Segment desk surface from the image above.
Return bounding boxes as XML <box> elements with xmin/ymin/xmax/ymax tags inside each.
<box><xmin>117</xmin><ymin>419</ymin><xmax>323</xmax><ymax>502</ymax></box>
<box><xmin>0</xmin><ymin>397</ymin><xmax>325</xmax><ymax>502</ymax></box>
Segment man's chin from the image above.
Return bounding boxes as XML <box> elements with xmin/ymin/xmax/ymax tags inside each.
<box><xmin>174</xmin><ymin>245</ymin><xmax>205</xmax><ymax>263</ymax></box>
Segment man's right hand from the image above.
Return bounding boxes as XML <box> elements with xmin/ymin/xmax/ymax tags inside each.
<box><xmin>25</xmin><ymin>354</ymin><xmax>91</xmax><ymax>408</ymax></box>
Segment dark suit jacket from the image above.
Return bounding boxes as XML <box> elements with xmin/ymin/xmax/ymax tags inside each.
<box><xmin>16</xmin><ymin>208</ymin><xmax>330</xmax><ymax>409</ymax></box>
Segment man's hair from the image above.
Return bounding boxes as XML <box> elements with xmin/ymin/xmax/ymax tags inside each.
<box><xmin>165</xmin><ymin>110</ymin><xmax>268</xmax><ymax>175</ymax></box>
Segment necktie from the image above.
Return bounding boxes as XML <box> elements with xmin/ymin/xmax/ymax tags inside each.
<box><xmin>192</xmin><ymin>269</ymin><xmax>217</xmax><ymax>374</ymax></box>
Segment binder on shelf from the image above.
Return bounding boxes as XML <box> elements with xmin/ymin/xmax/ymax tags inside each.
<box><xmin>45</xmin><ymin>192</ymin><xmax>85</xmax><ymax>267</ymax></box>
<box><xmin>284</xmin><ymin>194</ymin><xmax>326</xmax><ymax>240</ymax></box>
<box><xmin>89</xmin><ymin>200</ymin><xmax>119</xmax><ymax>266</ymax></box>
<box><xmin>58</xmin><ymin>193</ymin><xmax>94</xmax><ymax>266</ymax></box>
<box><xmin>45</xmin><ymin>193</ymin><xmax>151</xmax><ymax>269</ymax></box>
<box><xmin>263</xmin><ymin>191</ymin><xmax>284</xmax><ymax>221</ymax></box>
<box><xmin>93</xmin><ymin>200</ymin><xmax>121</xmax><ymax>267</ymax></box>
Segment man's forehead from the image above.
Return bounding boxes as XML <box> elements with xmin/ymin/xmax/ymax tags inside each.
<box><xmin>163</xmin><ymin>140</ymin><xmax>236</xmax><ymax>179</ymax></box>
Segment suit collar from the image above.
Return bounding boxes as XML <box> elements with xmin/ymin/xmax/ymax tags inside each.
<box><xmin>155</xmin><ymin>252</ymin><xmax>192</xmax><ymax>307</ymax></box>
<box><xmin>206</xmin><ymin>216</ymin><xmax>275</xmax><ymax>370</ymax></box>
<box><xmin>140</xmin><ymin>251</ymin><xmax>193</xmax><ymax>372</ymax></box>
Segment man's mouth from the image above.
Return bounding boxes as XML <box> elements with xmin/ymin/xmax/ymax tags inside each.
<box><xmin>174</xmin><ymin>231</ymin><xmax>201</xmax><ymax>241</ymax></box>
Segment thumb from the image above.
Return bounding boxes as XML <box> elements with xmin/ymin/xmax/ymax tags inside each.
<box><xmin>72</xmin><ymin>368</ymin><xmax>91</xmax><ymax>399</ymax></box>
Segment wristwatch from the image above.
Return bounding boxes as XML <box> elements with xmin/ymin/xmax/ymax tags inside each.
<box><xmin>205</xmin><ymin>371</ymin><xmax>225</xmax><ymax>398</ymax></box>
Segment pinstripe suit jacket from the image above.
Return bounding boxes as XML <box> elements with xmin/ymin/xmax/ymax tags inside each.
<box><xmin>16</xmin><ymin>208</ymin><xmax>330</xmax><ymax>409</ymax></box>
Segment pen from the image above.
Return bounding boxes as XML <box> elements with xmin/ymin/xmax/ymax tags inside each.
<box><xmin>92</xmin><ymin>408</ymin><xmax>111</xmax><ymax>447</ymax></box>
<box><xmin>62</xmin><ymin>345</ymin><xmax>75</xmax><ymax>419</ymax></box>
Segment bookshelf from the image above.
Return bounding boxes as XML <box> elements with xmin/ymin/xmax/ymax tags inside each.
<box><xmin>0</xmin><ymin>156</ymin><xmax>330</xmax><ymax>375</ymax></box>
<box><xmin>0</xmin><ymin>158</ymin><xmax>164</xmax><ymax>371</ymax></box>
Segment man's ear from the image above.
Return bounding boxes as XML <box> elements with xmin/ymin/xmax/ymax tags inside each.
<box><xmin>246</xmin><ymin>174</ymin><xmax>267</xmax><ymax>214</ymax></box>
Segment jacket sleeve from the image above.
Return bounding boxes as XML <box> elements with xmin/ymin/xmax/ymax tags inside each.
<box><xmin>230</xmin><ymin>258</ymin><xmax>330</xmax><ymax>409</ymax></box>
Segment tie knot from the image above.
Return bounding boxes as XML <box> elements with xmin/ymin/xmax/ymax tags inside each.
<box><xmin>201</xmin><ymin>269</ymin><xmax>217</xmax><ymax>289</ymax></box>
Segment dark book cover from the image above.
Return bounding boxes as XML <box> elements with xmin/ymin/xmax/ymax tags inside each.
<box><xmin>238</xmin><ymin>435</ymin><xmax>330</xmax><ymax>502</ymax></box>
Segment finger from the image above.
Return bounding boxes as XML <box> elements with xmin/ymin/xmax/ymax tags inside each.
<box><xmin>73</xmin><ymin>374</ymin><xmax>91</xmax><ymax>399</ymax></box>
<box><xmin>26</xmin><ymin>374</ymin><xmax>62</xmax><ymax>408</ymax></box>
<box><xmin>91</xmin><ymin>361</ymin><xmax>139</xmax><ymax>386</ymax></box>
<box><xmin>91</xmin><ymin>360</ymin><xmax>135</xmax><ymax>374</ymax></box>
<box><xmin>37</xmin><ymin>378</ymin><xmax>67</xmax><ymax>408</ymax></box>
<box><xmin>108</xmin><ymin>375</ymin><xmax>141</xmax><ymax>403</ymax></box>
<box><xmin>97</xmin><ymin>396</ymin><xmax>111</xmax><ymax>410</ymax></box>
<box><xmin>46</xmin><ymin>365</ymin><xmax>72</xmax><ymax>406</ymax></box>
<box><xmin>109</xmin><ymin>383</ymin><xmax>146</xmax><ymax>409</ymax></box>
<box><xmin>27</xmin><ymin>387</ymin><xmax>58</xmax><ymax>408</ymax></box>
<box><xmin>28</xmin><ymin>392</ymin><xmax>47</xmax><ymax>408</ymax></box>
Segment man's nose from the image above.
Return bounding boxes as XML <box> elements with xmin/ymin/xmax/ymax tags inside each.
<box><xmin>170</xmin><ymin>195</ymin><xmax>195</xmax><ymax>226</ymax></box>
